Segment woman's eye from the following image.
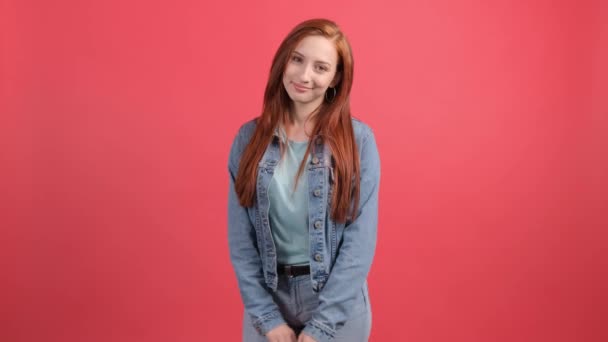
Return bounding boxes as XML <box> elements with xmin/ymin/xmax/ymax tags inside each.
<box><xmin>316</xmin><ymin>65</ymin><xmax>328</xmax><ymax>72</ymax></box>
<box><xmin>292</xmin><ymin>56</ymin><xmax>302</xmax><ymax>62</ymax></box>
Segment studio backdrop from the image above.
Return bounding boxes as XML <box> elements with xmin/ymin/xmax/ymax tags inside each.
<box><xmin>1</xmin><ymin>0</ymin><xmax>607</xmax><ymax>341</ymax></box>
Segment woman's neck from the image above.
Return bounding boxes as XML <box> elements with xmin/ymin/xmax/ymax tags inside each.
<box><xmin>290</xmin><ymin>101</ymin><xmax>319</xmax><ymax>126</ymax></box>
<box><xmin>283</xmin><ymin>105</ymin><xmax>318</xmax><ymax>142</ymax></box>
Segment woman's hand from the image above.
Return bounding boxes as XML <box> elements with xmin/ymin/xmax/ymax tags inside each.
<box><xmin>297</xmin><ymin>332</ymin><xmax>317</xmax><ymax>342</ymax></box>
<box><xmin>265</xmin><ymin>324</ymin><xmax>297</xmax><ymax>342</ymax></box>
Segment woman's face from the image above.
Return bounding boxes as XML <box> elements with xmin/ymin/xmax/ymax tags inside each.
<box><xmin>282</xmin><ymin>35</ymin><xmax>340</xmax><ymax>110</ymax></box>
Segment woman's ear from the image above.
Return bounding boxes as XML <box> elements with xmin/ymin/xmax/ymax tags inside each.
<box><xmin>330</xmin><ymin>71</ymin><xmax>342</xmax><ymax>88</ymax></box>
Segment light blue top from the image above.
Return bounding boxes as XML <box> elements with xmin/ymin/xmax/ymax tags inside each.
<box><xmin>268</xmin><ymin>128</ymin><xmax>311</xmax><ymax>265</ymax></box>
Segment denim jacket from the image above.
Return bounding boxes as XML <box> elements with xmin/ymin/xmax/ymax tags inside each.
<box><xmin>227</xmin><ymin>117</ymin><xmax>380</xmax><ymax>342</ymax></box>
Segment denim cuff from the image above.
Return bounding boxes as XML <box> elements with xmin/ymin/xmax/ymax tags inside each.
<box><xmin>251</xmin><ymin>310</ymin><xmax>287</xmax><ymax>337</ymax></box>
<box><xmin>301</xmin><ymin>319</ymin><xmax>336</xmax><ymax>342</ymax></box>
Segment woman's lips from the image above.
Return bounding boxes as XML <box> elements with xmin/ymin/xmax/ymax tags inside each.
<box><xmin>293</xmin><ymin>82</ymin><xmax>311</xmax><ymax>92</ymax></box>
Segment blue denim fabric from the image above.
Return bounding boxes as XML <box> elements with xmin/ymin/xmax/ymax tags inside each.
<box><xmin>228</xmin><ymin>117</ymin><xmax>380</xmax><ymax>342</ymax></box>
<box><xmin>242</xmin><ymin>274</ymin><xmax>372</xmax><ymax>342</ymax></box>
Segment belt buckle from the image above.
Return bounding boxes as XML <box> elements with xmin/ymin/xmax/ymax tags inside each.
<box><xmin>285</xmin><ymin>265</ymin><xmax>293</xmax><ymax>278</ymax></box>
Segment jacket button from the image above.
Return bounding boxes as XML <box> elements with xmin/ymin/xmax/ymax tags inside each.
<box><xmin>312</xmin><ymin>156</ymin><xmax>319</xmax><ymax>164</ymax></box>
<box><xmin>314</xmin><ymin>253</ymin><xmax>323</xmax><ymax>262</ymax></box>
<box><xmin>313</xmin><ymin>189</ymin><xmax>321</xmax><ymax>197</ymax></box>
<box><xmin>314</xmin><ymin>220</ymin><xmax>323</xmax><ymax>229</ymax></box>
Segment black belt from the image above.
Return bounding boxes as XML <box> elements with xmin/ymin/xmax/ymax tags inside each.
<box><xmin>277</xmin><ymin>264</ymin><xmax>310</xmax><ymax>277</ymax></box>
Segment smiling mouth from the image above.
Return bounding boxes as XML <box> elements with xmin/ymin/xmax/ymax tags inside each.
<box><xmin>293</xmin><ymin>83</ymin><xmax>311</xmax><ymax>91</ymax></box>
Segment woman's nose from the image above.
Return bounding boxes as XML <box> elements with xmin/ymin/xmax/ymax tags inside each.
<box><xmin>298</xmin><ymin>64</ymin><xmax>313</xmax><ymax>82</ymax></box>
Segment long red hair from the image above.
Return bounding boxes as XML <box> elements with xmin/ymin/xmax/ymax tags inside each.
<box><xmin>235</xmin><ymin>18</ymin><xmax>360</xmax><ymax>223</ymax></box>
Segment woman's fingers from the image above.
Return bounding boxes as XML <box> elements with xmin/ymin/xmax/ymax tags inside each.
<box><xmin>266</xmin><ymin>324</ymin><xmax>297</xmax><ymax>342</ymax></box>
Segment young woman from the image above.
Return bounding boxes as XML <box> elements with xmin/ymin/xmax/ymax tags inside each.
<box><xmin>228</xmin><ymin>18</ymin><xmax>380</xmax><ymax>342</ymax></box>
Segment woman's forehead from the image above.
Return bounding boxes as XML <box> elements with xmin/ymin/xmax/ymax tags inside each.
<box><xmin>293</xmin><ymin>35</ymin><xmax>338</xmax><ymax>65</ymax></box>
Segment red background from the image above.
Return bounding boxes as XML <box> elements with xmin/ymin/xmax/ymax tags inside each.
<box><xmin>2</xmin><ymin>0</ymin><xmax>607</xmax><ymax>341</ymax></box>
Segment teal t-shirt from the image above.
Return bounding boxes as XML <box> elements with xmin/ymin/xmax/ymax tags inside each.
<box><xmin>268</xmin><ymin>129</ymin><xmax>310</xmax><ymax>266</ymax></box>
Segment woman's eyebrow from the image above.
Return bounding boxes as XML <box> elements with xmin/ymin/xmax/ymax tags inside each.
<box><xmin>293</xmin><ymin>50</ymin><xmax>332</xmax><ymax>66</ymax></box>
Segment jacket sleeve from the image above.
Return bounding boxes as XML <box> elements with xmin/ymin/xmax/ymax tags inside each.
<box><xmin>301</xmin><ymin>129</ymin><xmax>381</xmax><ymax>342</ymax></box>
<box><xmin>227</xmin><ymin>128</ymin><xmax>286</xmax><ymax>336</ymax></box>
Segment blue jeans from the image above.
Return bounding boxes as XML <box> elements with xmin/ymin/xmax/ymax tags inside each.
<box><xmin>242</xmin><ymin>273</ymin><xmax>372</xmax><ymax>341</ymax></box>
